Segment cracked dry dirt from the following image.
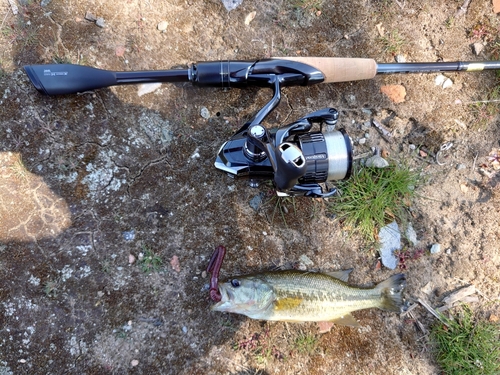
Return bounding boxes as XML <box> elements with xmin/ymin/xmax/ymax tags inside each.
<box><xmin>0</xmin><ymin>0</ymin><xmax>499</xmax><ymax>374</ymax></box>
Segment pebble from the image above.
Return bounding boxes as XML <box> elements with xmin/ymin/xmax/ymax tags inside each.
<box><xmin>299</xmin><ymin>254</ymin><xmax>314</xmax><ymax>266</ymax></box>
<box><xmin>380</xmin><ymin>84</ymin><xmax>406</xmax><ymax>103</ymax></box>
<box><xmin>442</xmin><ymin>78</ymin><xmax>453</xmax><ymax>89</ymax></box>
<box><xmin>157</xmin><ymin>21</ymin><xmax>168</xmax><ymax>32</ymax></box>
<box><xmin>345</xmin><ymin>94</ymin><xmax>357</xmax><ymax>107</ymax></box>
<box><xmin>405</xmin><ymin>223</ymin><xmax>418</xmax><ymax>246</ymax></box>
<box><xmin>430</xmin><ymin>243</ymin><xmax>441</xmax><ymax>254</ymax></box>
<box><xmin>379</xmin><ymin>221</ymin><xmax>401</xmax><ymax>270</ymax></box>
<box><xmin>409</xmin><ymin>144</ymin><xmax>416</xmax><ymax>150</ymax></box>
<box><xmin>201</xmin><ymin>271</ymin><xmax>207</xmax><ymax>278</ymax></box>
<box><xmin>249</xmin><ymin>193</ymin><xmax>264</xmax><ymax>212</ymax></box>
<box><xmin>85</xmin><ymin>11</ymin><xmax>97</xmax><ymax>22</ymax></box>
<box><xmin>123</xmin><ymin>230</ymin><xmax>135</xmax><ymax>241</ymax></box>
<box><xmin>131</xmin><ymin>359</ymin><xmax>139</xmax><ymax>367</ymax></box>
<box><xmin>40</xmin><ymin>0</ymin><xmax>51</xmax><ymax>6</ymax></box>
<box><xmin>435</xmin><ymin>74</ymin><xmax>446</xmax><ymax>86</ymax></box>
<box><xmin>200</xmin><ymin>107</ymin><xmax>210</xmax><ymax>119</ymax></box>
<box><xmin>395</xmin><ymin>54</ymin><xmax>406</xmax><ymax>63</ymax></box>
<box><xmin>365</xmin><ymin>155</ymin><xmax>389</xmax><ymax>168</ymax></box>
<box><xmin>358</xmin><ymin>138</ymin><xmax>366</xmax><ymax>145</ymax></box>
<box><xmin>95</xmin><ymin>18</ymin><xmax>106</xmax><ymax>28</ymax></box>
<box><xmin>456</xmin><ymin>163</ymin><xmax>466</xmax><ymax>170</ymax></box>
<box><xmin>473</xmin><ymin>42</ymin><xmax>484</xmax><ymax>55</ymax></box>
<box><xmin>182</xmin><ymin>326</ymin><xmax>188</xmax><ymax>334</ymax></box>
<box><xmin>221</xmin><ymin>0</ymin><xmax>243</xmax><ymax>11</ymax></box>
<box><xmin>128</xmin><ymin>254</ymin><xmax>136</xmax><ymax>264</ymax></box>
<box><xmin>362</xmin><ymin>121</ymin><xmax>371</xmax><ymax>130</ymax></box>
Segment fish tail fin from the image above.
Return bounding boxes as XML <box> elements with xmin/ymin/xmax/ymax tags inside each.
<box><xmin>375</xmin><ymin>273</ymin><xmax>406</xmax><ymax>312</ymax></box>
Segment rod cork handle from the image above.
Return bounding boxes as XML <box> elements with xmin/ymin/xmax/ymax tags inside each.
<box><xmin>277</xmin><ymin>57</ymin><xmax>378</xmax><ymax>83</ymax></box>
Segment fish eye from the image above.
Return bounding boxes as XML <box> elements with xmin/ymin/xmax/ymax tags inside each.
<box><xmin>231</xmin><ymin>279</ymin><xmax>240</xmax><ymax>288</ymax></box>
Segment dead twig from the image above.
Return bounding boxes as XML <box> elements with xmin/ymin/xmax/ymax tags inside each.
<box><xmin>417</xmin><ymin>298</ymin><xmax>449</xmax><ymax>327</ymax></box>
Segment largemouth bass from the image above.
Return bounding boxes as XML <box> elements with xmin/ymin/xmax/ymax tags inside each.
<box><xmin>211</xmin><ymin>270</ymin><xmax>406</xmax><ymax>326</ymax></box>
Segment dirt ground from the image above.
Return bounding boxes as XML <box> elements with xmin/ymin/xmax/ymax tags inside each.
<box><xmin>0</xmin><ymin>0</ymin><xmax>499</xmax><ymax>374</ymax></box>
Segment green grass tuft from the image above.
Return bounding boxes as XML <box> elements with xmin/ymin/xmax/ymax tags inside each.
<box><xmin>431</xmin><ymin>305</ymin><xmax>500</xmax><ymax>375</ymax></box>
<box><xmin>328</xmin><ymin>162</ymin><xmax>420</xmax><ymax>240</ymax></box>
<box><xmin>138</xmin><ymin>245</ymin><xmax>163</xmax><ymax>274</ymax></box>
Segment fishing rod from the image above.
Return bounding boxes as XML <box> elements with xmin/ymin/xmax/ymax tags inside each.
<box><xmin>24</xmin><ymin>57</ymin><xmax>500</xmax><ymax>197</ymax></box>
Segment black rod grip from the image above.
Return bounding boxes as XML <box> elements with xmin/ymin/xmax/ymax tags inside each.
<box><xmin>24</xmin><ymin>64</ymin><xmax>119</xmax><ymax>95</ymax></box>
<box><xmin>24</xmin><ymin>64</ymin><xmax>190</xmax><ymax>95</ymax></box>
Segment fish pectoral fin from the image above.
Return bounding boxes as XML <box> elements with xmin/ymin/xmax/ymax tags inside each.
<box><xmin>274</xmin><ymin>297</ymin><xmax>303</xmax><ymax>311</ymax></box>
<box><xmin>324</xmin><ymin>269</ymin><xmax>353</xmax><ymax>282</ymax></box>
<box><xmin>330</xmin><ymin>313</ymin><xmax>360</xmax><ymax>327</ymax></box>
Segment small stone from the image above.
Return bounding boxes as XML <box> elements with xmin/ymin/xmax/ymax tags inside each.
<box><xmin>244</xmin><ymin>11</ymin><xmax>256</xmax><ymax>25</ymax></box>
<box><xmin>249</xmin><ymin>193</ymin><xmax>264</xmax><ymax>212</ymax></box>
<box><xmin>473</xmin><ymin>42</ymin><xmax>484</xmax><ymax>55</ymax></box>
<box><xmin>128</xmin><ymin>254</ymin><xmax>136</xmax><ymax>264</ymax></box>
<box><xmin>435</xmin><ymin>74</ymin><xmax>446</xmax><ymax>86</ymax></box>
<box><xmin>138</xmin><ymin>83</ymin><xmax>162</xmax><ymax>97</ymax></box>
<box><xmin>157</xmin><ymin>21</ymin><xmax>168</xmax><ymax>31</ymax></box>
<box><xmin>395</xmin><ymin>54</ymin><xmax>406</xmax><ymax>63</ymax></box>
<box><xmin>123</xmin><ymin>230</ymin><xmax>135</xmax><ymax>241</ymax></box>
<box><xmin>40</xmin><ymin>0</ymin><xmax>51</xmax><ymax>6</ymax></box>
<box><xmin>170</xmin><ymin>255</ymin><xmax>181</xmax><ymax>273</ymax></box>
<box><xmin>345</xmin><ymin>94</ymin><xmax>357</xmax><ymax>107</ymax></box>
<box><xmin>456</xmin><ymin>163</ymin><xmax>466</xmax><ymax>170</ymax></box>
<box><xmin>365</xmin><ymin>155</ymin><xmax>389</xmax><ymax>168</ymax></box>
<box><xmin>182</xmin><ymin>326</ymin><xmax>188</xmax><ymax>334</ymax></box>
<box><xmin>430</xmin><ymin>243</ymin><xmax>441</xmax><ymax>254</ymax></box>
<box><xmin>85</xmin><ymin>11</ymin><xmax>97</xmax><ymax>22</ymax></box>
<box><xmin>405</xmin><ymin>223</ymin><xmax>418</xmax><ymax>246</ymax></box>
<box><xmin>317</xmin><ymin>321</ymin><xmax>335</xmax><ymax>334</ymax></box>
<box><xmin>409</xmin><ymin>144</ymin><xmax>416</xmax><ymax>150</ymax></box>
<box><xmin>221</xmin><ymin>0</ymin><xmax>243</xmax><ymax>11</ymax></box>
<box><xmin>95</xmin><ymin>18</ymin><xmax>106</xmax><ymax>28</ymax></box>
<box><xmin>380</xmin><ymin>84</ymin><xmax>406</xmax><ymax>103</ymax></box>
<box><xmin>358</xmin><ymin>138</ymin><xmax>366</xmax><ymax>145</ymax></box>
<box><xmin>200</xmin><ymin>107</ymin><xmax>210</xmax><ymax>119</ymax></box>
<box><xmin>442</xmin><ymin>78</ymin><xmax>453</xmax><ymax>89</ymax></box>
<box><xmin>299</xmin><ymin>254</ymin><xmax>314</xmax><ymax>266</ymax></box>
<box><xmin>362</xmin><ymin>121</ymin><xmax>371</xmax><ymax>130</ymax></box>
<box><xmin>131</xmin><ymin>359</ymin><xmax>139</xmax><ymax>367</ymax></box>
<box><xmin>201</xmin><ymin>271</ymin><xmax>207</xmax><ymax>278</ymax></box>
<box><xmin>379</xmin><ymin>221</ymin><xmax>401</xmax><ymax>270</ymax></box>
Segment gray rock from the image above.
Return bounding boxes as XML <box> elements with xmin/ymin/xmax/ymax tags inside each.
<box><xmin>122</xmin><ymin>230</ymin><xmax>135</xmax><ymax>241</ymax></box>
<box><xmin>299</xmin><ymin>254</ymin><xmax>314</xmax><ymax>266</ymax></box>
<box><xmin>221</xmin><ymin>0</ymin><xmax>243</xmax><ymax>11</ymax></box>
<box><xmin>95</xmin><ymin>18</ymin><xmax>106</xmax><ymax>28</ymax></box>
<box><xmin>430</xmin><ymin>243</ymin><xmax>441</xmax><ymax>254</ymax></box>
<box><xmin>40</xmin><ymin>0</ymin><xmax>52</xmax><ymax>6</ymax></box>
<box><xmin>456</xmin><ymin>163</ymin><xmax>466</xmax><ymax>170</ymax></box>
<box><xmin>379</xmin><ymin>221</ymin><xmax>401</xmax><ymax>270</ymax></box>
<box><xmin>200</xmin><ymin>107</ymin><xmax>210</xmax><ymax>119</ymax></box>
<box><xmin>405</xmin><ymin>223</ymin><xmax>418</xmax><ymax>246</ymax></box>
<box><xmin>249</xmin><ymin>193</ymin><xmax>264</xmax><ymax>211</ymax></box>
<box><xmin>85</xmin><ymin>11</ymin><xmax>97</xmax><ymax>22</ymax></box>
<box><xmin>365</xmin><ymin>155</ymin><xmax>389</xmax><ymax>168</ymax></box>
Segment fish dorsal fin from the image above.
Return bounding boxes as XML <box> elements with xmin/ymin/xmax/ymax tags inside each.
<box><xmin>325</xmin><ymin>269</ymin><xmax>353</xmax><ymax>282</ymax></box>
<box><xmin>330</xmin><ymin>313</ymin><xmax>360</xmax><ymax>327</ymax></box>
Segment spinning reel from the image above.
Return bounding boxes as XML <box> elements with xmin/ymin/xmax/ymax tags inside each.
<box><xmin>207</xmin><ymin>62</ymin><xmax>353</xmax><ymax>198</ymax></box>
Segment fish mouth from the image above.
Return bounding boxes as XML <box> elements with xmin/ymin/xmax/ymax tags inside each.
<box><xmin>211</xmin><ymin>285</ymin><xmax>233</xmax><ymax>312</ymax></box>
